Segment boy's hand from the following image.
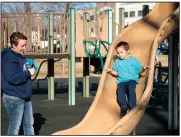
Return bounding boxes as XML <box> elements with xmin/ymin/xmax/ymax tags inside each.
<box><xmin>103</xmin><ymin>68</ymin><xmax>112</xmax><ymax>73</ymax></box>
<box><xmin>144</xmin><ymin>66</ymin><xmax>151</xmax><ymax>70</ymax></box>
<box><xmin>104</xmin><ymin>68</ymin><xmax>118</xmax><ymax>77</ymax></box>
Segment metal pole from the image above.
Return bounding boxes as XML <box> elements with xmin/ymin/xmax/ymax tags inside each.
<box><xmin>68</xmin><ymin>8</ymin><xmax>76</xmax><ymax>105</ymax></box>
<box><xmin>119</xmin><ymin>8</ymin><xmax>125</xmax><ymax>29</ymax></box>
<box><xmin>106</xmin><ymin>9</ymin><xmax>113</xmax><ymax>44</ymax></box>
<box><xmin>83</xmin><ymin>57</ymin><xmax>90</xmax><ymax>97</ymax></box>
<box><xmin>83</xmin><ymin>12</ymin><xmax>90</xmax><ymax>98</ymax></box>
<box><xmin>48</xmin><ymin>11</ymin><xmax>55</xmax><ymax>100</ymax></box>
<box><xmin>168</xmin><ymin>33</ymin><xmax>179</xmax><ymax>130</ymax></box>
<box><xmin>142</xmin><ymin>5</ymin><xmax>149</xmax><ymax>17</ymax></box>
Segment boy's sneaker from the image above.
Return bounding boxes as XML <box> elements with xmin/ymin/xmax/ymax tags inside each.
<box><xmin>120</xmin><ymin>107</ymin><xmax>128</xmax><ymax>118</ymax></box>
<box><xmin>128</xmin><ymin>103</ymin><xmax>134</xmax><ymax>111</ymax></box>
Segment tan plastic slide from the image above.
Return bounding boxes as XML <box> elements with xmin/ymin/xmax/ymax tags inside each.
<box><xmin>52</xmin><ymin>3</ymin><xmax>179</xmax><ymax>135</ymax></box>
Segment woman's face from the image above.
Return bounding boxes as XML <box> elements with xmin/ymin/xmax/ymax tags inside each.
<box><xmin>12</xmin><ymin>39</ymin><xmax>27</xmax><ymax>55</ymax></box>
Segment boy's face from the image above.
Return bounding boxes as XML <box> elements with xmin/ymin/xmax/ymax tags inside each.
<box><xmin>12</xmin><ymin>39</ymin><xmax>27</xmax><ymax>55</ymax></box>
<box><xmin>116</xmin><ymin>46</ymin><xmax>129</xmax><ymax>59</ymax></box>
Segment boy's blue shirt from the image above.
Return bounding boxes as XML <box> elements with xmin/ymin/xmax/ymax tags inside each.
<box><xmin>113</xmin><ymin>56</ymin><xmax>143</xmax><ymax>84</ymax></box>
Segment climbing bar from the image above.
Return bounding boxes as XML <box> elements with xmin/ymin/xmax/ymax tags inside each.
<box><xmin>98</xmin><ymin>40</ymin><xmax>111</xmax><ymax>57</ymax></box>
<box><xmin>83</xmin><ymin>40</ymin><xmax>100</xmax><ymax>57</ymax></box>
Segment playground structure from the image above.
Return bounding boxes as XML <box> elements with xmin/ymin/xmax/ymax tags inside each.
<box><xmin>1</xmin><ymin>2</ymin><xmax>179</xmax><ymax>135</ymax></box>
<box><xmin>1</xmin><ymin>7</ymin><xmax>121</xmax><ymax>103</ymax></box>
<box><xmin>52</xmin><ymin>3</ymin><xmax>179</xmax><ymax>135</ymax></box>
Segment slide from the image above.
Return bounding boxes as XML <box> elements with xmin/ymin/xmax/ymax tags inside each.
<box><xmin>52</xmin><ymin>3</ymin><xmax>179</xmax><ymax>135</ymax></box>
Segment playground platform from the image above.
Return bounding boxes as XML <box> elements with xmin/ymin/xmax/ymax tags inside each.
<box><xmin>1</xmin><ymin>77</ymin><xmax>179</xmax><ymax>135</ymax></box>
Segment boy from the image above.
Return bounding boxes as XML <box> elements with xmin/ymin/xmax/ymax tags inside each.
<box><xmin>104</xmin><ymin>41</ymin><xmax>151</xmax><ymax>118</ymax></box>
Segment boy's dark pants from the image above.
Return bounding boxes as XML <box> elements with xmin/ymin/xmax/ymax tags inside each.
<box><xmin>117</xmin><ymin>80</ymin><xmax>137</xmax><ymax>116</ymax></box>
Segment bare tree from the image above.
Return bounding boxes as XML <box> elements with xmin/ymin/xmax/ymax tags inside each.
<box><xmin>2</xmin><ymin>2</ymin><xmax>96</xmax><ymax>13</ymax></box>
<box><xmin>30</xmin><ymin>3</ymin><xmax>66</xmax><ymax>12</ymax></box>
<box><xmin>2</xmin><ymin>3</ymin><xmax>25</xmax><ymax>12</ymax></box>
<box><xmin>65</xmin><ymin>2</ymin><xmax>72</xmax><ymax>13</ymax></box>
<box><xmin>24</xmin><ymin>2</ymin><xmax>31</xmax><ymax>12</ymax></box>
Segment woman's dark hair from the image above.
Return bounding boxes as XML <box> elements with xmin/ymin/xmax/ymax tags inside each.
<box><xmin>10</xmin><ymin>31</ymin><xmax>27</xmax><ymax>47</ymax></box>
<box><xmin>115</xmin><ymin>41</ymin><xmax>130</xmax><ymax>51</ymax></box>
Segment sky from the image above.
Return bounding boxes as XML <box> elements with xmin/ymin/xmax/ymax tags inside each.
<box><xmin>1</xmin><ymin>2</ymin><xmax>97</xmax><ymax>12</ymax></box>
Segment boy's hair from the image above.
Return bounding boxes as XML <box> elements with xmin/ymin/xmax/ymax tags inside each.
<box><xmin>10</xmin><ymin>31</ymin><xmax>27</xmax><ymax>47</ymax></box>
<box><xmin>115</xmin><ymin>41</ymin><xmax>130</xmax><ymax>51</ymax></box>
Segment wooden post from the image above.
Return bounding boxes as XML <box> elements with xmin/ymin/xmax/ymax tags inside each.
<box><xmin>4</xmin><ymin>17</ymin><xmax>8</xmax><ymax>48</ymax></box>
<box><xmin>25</xmin><ymin>12</ymin><xmax>31</xmax><ymax>52</ymax></box>
<box><xmin>1</xmin><ymin>18</ymin><xmax>5</xmax><ymax>49</ymax></box>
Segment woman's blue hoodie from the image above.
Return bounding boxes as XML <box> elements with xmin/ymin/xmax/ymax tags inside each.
<box><xmin>1</xmin><ymin>48</ymin><xmax>32</xmax><ymax>99</ymax></box>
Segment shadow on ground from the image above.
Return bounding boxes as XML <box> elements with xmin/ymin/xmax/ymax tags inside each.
<box><xmin>33</xmin><ymin>113</ymin><xmax>47</xmax><ymax>135</ymax></box>
<box><xmin>18</xmin><ymin>113</ymin><xmax>46</xmax><ymax>135</ymax></box>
